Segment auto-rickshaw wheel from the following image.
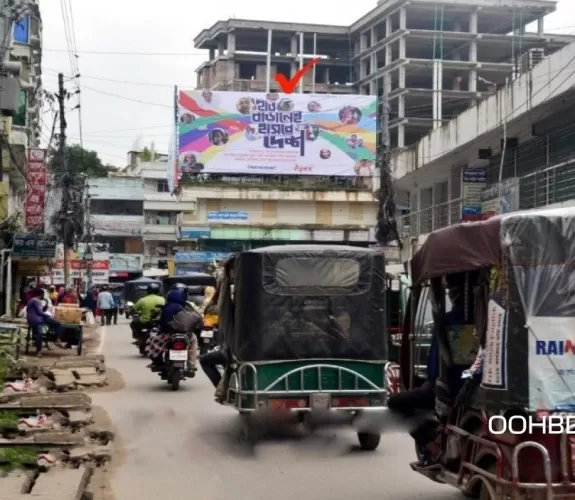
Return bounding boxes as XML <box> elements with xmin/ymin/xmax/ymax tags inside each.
<box><xmin>357</xmin><ymin>432</ymin><xmax>380</xmax><ymax>450</ymax></box>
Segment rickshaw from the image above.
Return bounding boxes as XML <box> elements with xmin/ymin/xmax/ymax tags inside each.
<box><xmin>400</xmin><ymin>207</ymin><xmax>575</xmax><ymax>499</ymax></box>
<box><xmin>217</xmin><ymin>244</ymin><xmax>388</xmax><ymax>450</ymax></box>
<box><xmin>123</xmin><ymin>277</ymin><xmax>163</xmax><ymax>319</ymax></box>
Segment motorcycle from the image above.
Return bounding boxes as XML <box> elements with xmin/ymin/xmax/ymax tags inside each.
<box><xmin>150</xmin><ymin>333</ymin><xmax>193</xmax><ymax>391</ymax></box>
<box><xmin>125</xmin><ymin>302</ymin><xmax>134</xmax><ymax>319</ymax></box>
<box><xmin>132</xmin><ymin>319</ymin><xmax>156</xmax><ymax>356</ymax></box>
<box><xmin>199</xmin><ymin>325</ymin><xmax>217</xmax><ymax>355</ymax></box>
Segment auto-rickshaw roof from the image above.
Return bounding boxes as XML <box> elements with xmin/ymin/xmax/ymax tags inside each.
<box><xmin>411</xmin><ymin>206</ymin><xmax>575</xmax><ymax>286</ymax></box>
<box><xmin>124</xmin><ymin>277</ymin><xmax>162</xmax><ymax>284</ymax></box>
<box><xmin>410</xmin><ymin>216</ymin><xmax>502</xmax><ymax>287</ymax></box>
<box><xmin>246</xmin><ymin>244</ymin><xmax>378</xmax><ymax>254</ymax></box>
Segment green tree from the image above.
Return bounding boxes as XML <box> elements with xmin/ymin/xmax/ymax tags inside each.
<box><xmin>138</xmin><ymin>146</ymin><xmax>152</xmax><ymax>161</ymax></box>
<box><xmin>49</xmin><ymin>144</ymin><xmax>113</xmax><ymax>178</ymax></box>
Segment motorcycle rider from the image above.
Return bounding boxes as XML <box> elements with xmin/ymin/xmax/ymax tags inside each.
<box><xmin>146</xmin><ymin>284</ymin><xmax>201</xmax><ymax>374</ymax></box>
<box><xmin>131</xmin><ymin>283</ymin><xmax>164</xmax><ymax>339</ymax></box>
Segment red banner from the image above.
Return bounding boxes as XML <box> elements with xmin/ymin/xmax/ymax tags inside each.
<box><xmin>25</xmin><ymin>148</ymin><xmax>47</xmax><ymax>229</ymax></box>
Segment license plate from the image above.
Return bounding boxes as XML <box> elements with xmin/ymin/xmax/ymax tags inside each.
<box><xmin>200</xmin><ymin>330</ymin><xmax>214</xmax><ymax>338</ymax></box>
<box><xmin>169</xmin><ymin>350</ymin><xmax>187</xmax><ymax>361</ymax></box>
<box><xmin>311</xmin><ymin>393</ymin><xmax>330</xmax><ymax>409</ymax></box>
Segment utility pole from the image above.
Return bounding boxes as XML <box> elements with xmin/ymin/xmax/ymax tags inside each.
<box><xmin>375</xmin><ymin>73</ymin><xmax>402</xmax><ymax>250</ymax></box>
<box><xmin>84</xmin><ymin>178</ymin><xmax>93</xmax><ymax>290</ymax></box>
<box><xmin>57</xmin><ymin>73</ymin><xmax>71</xmax><ymax>287</ymax></box>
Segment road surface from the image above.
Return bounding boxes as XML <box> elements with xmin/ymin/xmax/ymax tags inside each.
<box><xmin>92</xmin><ymin>321</ymin><xmax>459</xmax><ymax>500</ymax></box>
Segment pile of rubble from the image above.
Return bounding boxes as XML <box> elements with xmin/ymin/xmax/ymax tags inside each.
<box><xmin>0</xmin><ymin>355</ymin><xmax>114</xmax><ymax>499</ymax></box>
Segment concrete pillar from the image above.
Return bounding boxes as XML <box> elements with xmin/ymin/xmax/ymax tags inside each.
<box><xmin>218</xmin><ymin>41</ymin><xmax>225</xmax><ymax>56</ymax></box>
<box><xmin>398</xmin><ymin>94</ymin><xmax>405</xmax><ymax>118</ymax></box>
<box><xmin>227</xmin><ymin>32</ymin><xmax>236</xmax><ymax>55</ymax></box>
<box><xmin>469</xmin><ymin>41</ymin><xmax>477</xmax><ymax>63</ymax></box>
<box><xmin>453</xmin><ymin>20</ymin><xmax>462</xmax><ymax>32</ymax></box>
<box><xmin>537</xmin><ymin>17</ymin><xmax>544</xmax><ymax>36</ymax></box>
<box><xmin>325</xmin><ymin>67</ymin><xmax>330</xmax><ymax>84</ymax></box>
<box><xmin>470</xmin><ymin>10</ymin><xmax>478</xmax><ymax>34</ymax></box>
<box><xmin>433</xmin><ymin>60</ymin><xmax>443</xmax><ymax>129</ymax></box>
<box><xmin>469</xmin><ymin>69</ymin><xmax>477</xmax><ymax>91</ymax></box>
<box><xmin>360</xmin><ymin>32</ymin><xmax>367</xmax><ymax>52</ymax></box>
<box><xmin>290</xmin><ymin>35</ymin><xmax>298</xmax><ymax>56</ymax></box>
<box><xmin>371</xmin><ymin>52</ymin><xmax>377</xmax><ymax>75</ymax></box>
<box><xmin>398</xmin><ymin>124</ymin><xmax>405</xmax><ymax>148</ymax></box>
<box><xmin>399</xmin><ymin>36</ymin><xmax>406</xmax><ymax>59</ymax></box>
<box><xmin>399</xmin><ymin>7</ymin><xmax>407</xmax><ymax>30</ymax></box>
<box><xmin>209</xmin><ymin>48</ymin><xmax>216</xmax><ymax>60</ymax></box>
<box><xmin>398</xmin><ymin>66</ymin><xmax>406</xmax><ymax>89</ymax></box>
<box><xmin>386</xmin><ymin>16</ymin><xmax>392</xmax><ymax>37</ymax></box>
<box><xmin>369</xmin><ymin>79</ymin><xmax>377</xmax><ymax>95</ymax></box>
<box><xmin>385</xmin><ymin>44</ymin><xmax>392</xmax><ymax>66</ymax></box>
<box><xmin>370</xmin><ymin>26</ymin><xmax>377</xmax><ymax>45</ymax></box>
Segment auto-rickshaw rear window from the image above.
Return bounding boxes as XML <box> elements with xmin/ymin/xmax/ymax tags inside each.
<box><xmin>274</xmin><ymin>257</ymin><xmax>361</xmax><ymax>288</ymax></box>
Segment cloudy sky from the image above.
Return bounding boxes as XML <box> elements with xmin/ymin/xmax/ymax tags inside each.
<box><xmin>40</xmin><ymin>0</ymin><xmax>574</xmax><ymax>167</ymax></box>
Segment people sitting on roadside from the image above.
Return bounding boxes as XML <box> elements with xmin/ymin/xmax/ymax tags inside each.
<box><xmin>131</xmin><ymin>283</ymin><xmax>164</xmax><ymax>339</ymax></box>
<box><xmin>26</xmin><ymin>288</ymin><xmax>66</xmax><ymax>357</ymax></box>
<box><xmin>146</xmin><ymin>285</ymin><xmax>200</xmax><ymax>375</ymax></box>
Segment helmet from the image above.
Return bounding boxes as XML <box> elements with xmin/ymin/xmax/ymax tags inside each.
<box><xmin>147</xmin><ymin>283</ymin><xmax>161</xmax><ymax>294</ymax></box>
<box><xmin>170</xmin><ymin>283</ymin><xmax>187</xmax><ymax>291</ymax></box>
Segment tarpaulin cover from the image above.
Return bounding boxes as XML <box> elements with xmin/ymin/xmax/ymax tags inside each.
<box><xmin>477</xmin><ymin>207</ymin><xmax>575</xmax><ymax>411</ymax></box>
<box><xmin>226</xmin><ymin>245</ymin><xmax>387</xmax><ymax>362</ymax></box>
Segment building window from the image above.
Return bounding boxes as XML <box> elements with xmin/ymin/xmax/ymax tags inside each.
<box><xmin>13</xmin><ymin>90</ymin><xmax>27</xmax><ymax>127</ymax></box>
<box><xmin>157</xmin><ymin>179</ymin><xmax>169</xmax><ymax>192</ymax></box>
<box><xmin>13</xmin><ymin>16</ymin><xmax>29</xmax><ymax>44</ymax></box>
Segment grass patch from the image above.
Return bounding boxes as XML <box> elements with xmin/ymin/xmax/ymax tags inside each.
<box><xmin>0</xmin><ymin>446</ymin><xmax>38</xmax><ymax>470</ymax></box>
<box><xmin>0</xmin><ymin>411</ymin><xmax>18</xmax><ymax>429</ymax></box>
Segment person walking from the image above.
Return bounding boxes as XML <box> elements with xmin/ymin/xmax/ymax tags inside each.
<box><xmin>97</xmin><ymin>285</ymin><xmax>115</xmax><ymax>326</ymax></box>
<box><xmin>111</xmin><ymin>287</ymin><xmax>121</xmax><ymax>325</ymax></box>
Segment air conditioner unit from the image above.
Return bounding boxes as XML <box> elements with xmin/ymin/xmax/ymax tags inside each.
<box><xmin>0</xmin><ymin>76</ymin><xmax>20</xmax><ymax>113</ymax></box>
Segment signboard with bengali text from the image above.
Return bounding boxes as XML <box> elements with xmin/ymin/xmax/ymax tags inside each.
<box><xmin>176</xmin><ymin>90</ymin><xmax>376</xmax><ymax>181</ymax></box>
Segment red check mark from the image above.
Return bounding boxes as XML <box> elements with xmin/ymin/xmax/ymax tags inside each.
<box><xmin>274</xmin><ymin>57</ymin><xmax>321</xmax><ymax>94</ymax></box>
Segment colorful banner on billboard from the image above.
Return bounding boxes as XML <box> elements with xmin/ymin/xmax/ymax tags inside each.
<box><xmin>25</xmin><ymin>148</ymin><xmax>47</xmax><ymax>230</ymax></box>
<box><xmin>176</xmin><ymin>90</ymin><xmax>376</xmax><ymax>179</ymax></box>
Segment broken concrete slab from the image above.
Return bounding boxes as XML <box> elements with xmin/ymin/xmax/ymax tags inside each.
<box><xmin>75</xmin><ymin>374</ymin><xmax>106</xmax><ymax>387</ymax></box>
<box><xmin>33</xmin><ymin>430</ymin><xmax>85</xmax><ymax>445</ymax></box>
<box><xmin>2</xmin><ymin>472</ymin><xmax>32</xmax><ymax>498</ymax></box>
<box><xmin>66</xmin><ymin>410</ymin><xmax>93</xmax><ymax>426</ymax></box>
<box><xmin>52</xmin><ymin>360</ymin><xmax>104</xmax><ymax>371</ymax></box>
<box><xmin>17</xmin><ymin>393</ymin><xmax>91</xmax><ymax>409</ymax></box>
<box><xmin>71</xmin><ymin>367</ymin><xmax>99</xmax><ymax>376</ymax></box>
<box><xmin>28</xmin><ymin>467</ymin><xmax>93</xmax><ymax>500</ymax></box>
<box><xmin>49</xmin><ymin>370</ymin><xmax>77</xmax><ymax>391</ymax></box>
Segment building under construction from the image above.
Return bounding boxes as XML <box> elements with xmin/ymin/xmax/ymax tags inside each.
<box><xmin>194</xmin><ymin>0</ymin><xmax>572</xmax><ymax>149</ymax></box>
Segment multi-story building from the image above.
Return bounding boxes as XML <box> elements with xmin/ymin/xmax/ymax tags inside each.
<box><xmin>123</xmin><ymin>149</ymin><xmax>196</xmax><ymax>271</ymax></box>
<box><xmin>0</xmin><ymin>1</ymin><xmax>42</xmax><ymax>223</ymax></box>
<box><xmin>388</xmin><ymin>37</ymin><xmax>575</xmax><ymax>255</ymax></box>
<box><xmin>196</xmin><ymin>0</ymin><xmax>568</xmax><ymax>150</ymax></box>
<box><xmin>189</xmin><ymin>0</ymin><xmax>569</xmax><ymax>262</ymax></box>
<box><xmin>87</xmin><ymin>177</ymin><xmax>145</xmax><ymax>280</ymax></box>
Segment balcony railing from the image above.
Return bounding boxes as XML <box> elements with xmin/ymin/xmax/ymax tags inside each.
<box><xmin>398</xmin><ymin>198</ymin><xmax>462</xmax><ymax>238</ymax></box>
<box><xmin>179</xmin><ymin>174</ymin><xmax>369</xmax><ymax>191</ymax></box>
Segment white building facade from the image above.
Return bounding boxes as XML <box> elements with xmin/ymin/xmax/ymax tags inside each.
<box><xmin>386</xmin><ymin>38</ymin><xmax>575</xmax><ymax>256</ymax></box>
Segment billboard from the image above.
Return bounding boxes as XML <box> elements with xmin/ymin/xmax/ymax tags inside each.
<box><xmin>176</xmin><ymin>90</ymin><xmax>376</xmax><ymax>179</ymax></box>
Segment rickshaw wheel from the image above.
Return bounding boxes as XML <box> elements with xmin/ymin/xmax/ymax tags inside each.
<box><xmin>357</xmin><ymin>432</ymin><xmax>381</xmax><ymax>451</ymax></box>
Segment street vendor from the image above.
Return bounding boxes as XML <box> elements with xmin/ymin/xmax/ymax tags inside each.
<box><xmin>26</xmin><ymin>288</ymin><xmax>66</xmax><ymax>357</ymax></box>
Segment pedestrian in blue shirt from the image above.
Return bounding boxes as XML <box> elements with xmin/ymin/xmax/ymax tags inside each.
<box><xmin>97</xmin><ymin>285</ymin><xmax>115</xmax><ymax>326</ymax></box>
